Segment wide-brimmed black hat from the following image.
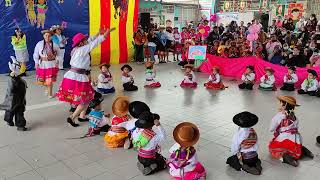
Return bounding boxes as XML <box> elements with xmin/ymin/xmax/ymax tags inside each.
<box><xmin>246</xmin><ymin>65</ymin><xmax>254</xmax><ymax>71</ymax></box>
<box><xmin>307</xmin><ymin>69</ymin><xmax>318</xmax><ymax>77</ymax></box>
<box><xmin>135</xmin><ymin>111</ymin><xmax>159</xmax><ymax>129</ymax></box>
<box><xmin>129</xmin><ymin>101</ymin><xmax>150</xmax><ymax>119</ymax></box>
<box><xmin>89</xmin><ymin>97</ymin><xmax>104</xmax><ymax>109</ymax></box>
<box><xmin>233</xmin><ymin>111</ymin><xmax>258</xmax><ymax>128</ymax></box>
<box><xmin>288</xmin><ymin>66</ymin><xmax>296</xmax><ymax>72</ymax></box>
<box><xmin>121</xmin><ymin>64</ymin><xmax>133</xmax><ymax>71</ymax></box>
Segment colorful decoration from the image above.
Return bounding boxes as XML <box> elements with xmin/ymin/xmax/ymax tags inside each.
<box><xmin>239</xmin><ymin>0</ymin><xmax>246</xmax><ymax>12</ymax></box>
<box><xmin>5</xmin><ymin>0</ymin><xmax>12</xmax><ymax>7</ymax></box>
<box><xmin>223</xmin><ymin>1</ymin><xmax>232</xmax><ymax>12</ymax></box>
<box><xmin>287</xmin><ymin>3</ymin><xmax>303</xmax><ymax>22</ymax></box>
<box><xmin>259</xmin><ymin>0</ymin><xmax>270</xmax><ymax>12</ymax></box>
<box><xmin>276</xmin><ymin>4</ymin><xmax>286</xmax><ymax>17</ymax></box>
<box><xmin>61</xmin><ymin>21</ymin><xmax>67</xmax><ymax>28</ymax></box>
<box><xmin>36</xmin><ymin>0</ymin><xmax>48</xmax><ymax>29</ymax></box>
<box><xmin>89</xmin><ymin>0</ymin><xmax>139</xmax><ymax>65</ymax></box>
<box><xmin>113</xmin><ymin>0</ymin><xmax>128</xmax><ymax>19</ymax></box>
<box><xmin>197</xmin><ymin>24</ymin><xmax>210</xmax><ymax>39</ymax></box>
<box><xmin>58</xmin><ymin>0</ymin><xmax>64</xmax><ymax>3</ymax></box>
<box><xmin>210</xmin><ymin>14</ymin><xmax>217</xmax><ymax>22</ymax></box>
<box><xmin>26</xmin><ymin>0</ymin><xmax>37</xmax><ymax>26</ymax></box>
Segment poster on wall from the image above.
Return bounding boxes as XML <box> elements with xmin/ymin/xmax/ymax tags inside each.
<box><xmin>287</xmin><ymin>3</ymin><xmax>303</xmax><ymax>24</ymax></box>
<box><xmin>217</xmin><ymin>13</ymin><xmax>239</xmax><ymax>26</ymax></box>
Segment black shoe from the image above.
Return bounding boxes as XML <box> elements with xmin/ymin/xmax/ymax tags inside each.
<box><xmin>317</xmin><ymin>136</ymin><xmax>320</xmax><ymax>144</ymax></box>
<box><xmin>280</xmin><ymin>86</ymin><xmax>286</xmax><ymax>90</ymax></box>
<box><xmin>17</xmin><ymin>127</ymin><xmax>28</xmax><ymax>131</ymax></box>
<box><xmin>78</xmin><ymin>117</ymin><xmax>89</xmax><ymax>122</ymax></box>
<box><xmin>283</xmin><ymin>153</ymin><xmax>299</xmax><ymax>167</ymax></box>
<box><xmin>67</xmin><ymin>118</ymin><xmax>79</xmax><ymax>127</ymax></box>
<box><xmin>7</xmin><ymin>122</ymin><xmax>14</xmax><ymax>126</ymax></box>
<box><xmin>302</xmin><ymin>146</ymin><xmax>314</xmax><ymax>159</ymax></box>
<box><xmin>242</xmin><ymin>164</ymin><xmax>261</xmax><ymax>175</ymax></box>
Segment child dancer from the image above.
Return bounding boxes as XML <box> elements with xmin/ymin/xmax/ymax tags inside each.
<box><xmin>0</xmin><ymin>57</ymin><xmax>28</xmax><ymax>131</ymax></box>
<box><xmin>227</xmin><ymin>111</ymin><xmax>262</xmax><ymax>175</ymax></box>
<box><xmin>298</xmin><ymin>69</ymin><xmax>318</xmax><ymax>96</ymax></box>
<box><xmin>121</xmin><ymin>64</ymin><xmax>138</xmax><ymax>91</ymax></box>
<box><xmin>180</xmin><ymin>64</ymin><xmax>197</xmax><ymax>88</ymax></box>
<box><xmin>178</xmin><ymin>40</ymin><xmax>194</xmax><ymax>68</ymax></box>
<box><xmin>104</xmin><ymin>96</ymin><xmax>132</xmax><ymax>149</ymax></box>
<box><xmin>204</xmin><ymin>66</ymin><xmax>225</xmax><ymax>90</ymax></box>
<box><xmin>238</xmin><ymin>66</ymin><xmax>255</xmax><ymax>90</ymax></box>
<box><xmin>133</xmin><ymin>111</ymin><xmax>167</xmax><ymax>176</ymax></box>
<box><xmin>280</xmin><ymin>66</ymin><xmax>298</xmax><ymax>91</ymax></box>
<box><xmin>11</xmin><ymin>28</ymin><xmax>29</xmax><ymax>75</ymax></box>
<box><xmin>85</xmin><ymin>97</ymin><xmax>111</xmax><ymax>137</ymax></box>
<box><xmin>144</xmin><ymin>62</ymin><xmax>161</xmax><ymax>88</ymax></box>
<box><xmin>168</xmin><ymin>122</ymin><xmax>206</xmax><ymax>180</ymax></box>
<box><xmin>173</xmin><ymin>27</ymin><xmax>181</xmax><ymax>61</ymax></box>
<box><xmin>269</xmin><ymin>96</ymin><xmax>314</xmax><ymax>167</ymax></box>
<box><xmin>97</xmin><ymin>63</ymin><xmax>115</xmax><ymax>94</ymax></box>
<box><xmin>258</xmin><ymin>67</ymin><xmax>276</xmax><ymax>91</ymax></box>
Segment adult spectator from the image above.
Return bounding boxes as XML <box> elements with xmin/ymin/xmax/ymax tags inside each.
<box><xmin>206</xmin><ymin>26</ymin><xmax>220</xmax><ymax>45</ymax></box>
<box><xmin>147</xmin><ymin>29</ymin><xmax>158</xmax><ymax>62</ymax></box>
<box><xmin>307</xmin><ymin>14</ymin><xmax>318</xmax><ymax>32</ymax></box>
<box><xmin>219</xmin><ymin>23</ymin><xmax>225</xmax><ymax>35</ymax></box>
<box><xmin>286</xmin><ymin>47</ymin><xmax>309</xmax><ymax>67</ymax></box>
<box><xmin>283</xmin><ymin>18</ymin><xmax>295</xmax><ymax>31</ymax></box>
<box><xmin>133</xmin><ymin>27</ymin><xmax>146</xmax><ymax>63</ymax></box>
<box><xmin>266</xmin><ymin>35</ymin><xmax>282</xmax><ymax>59</ymax></box>
<box><xmin>156</xmin><ymin>25</ymin><xmax>168</xmax><ymax>63</ymax></box>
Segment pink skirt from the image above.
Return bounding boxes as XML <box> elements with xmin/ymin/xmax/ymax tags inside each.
<box><xmin>56</xmin><ymin>78</ymin><xmax>94</xmax><ymax>105</ymax></box>
<box><xmin>36</xmin><ymin>67</ymin><xmax>58</xmax><ymax>86</ymax></box>
<box><xmin>144</xmin><ymin>82</ymin><xmax>161</xmax><ymax>88</ymax></box>
<box><xmin>173</xmin><ymin>162</ymin><xmax>206</xmax><ymax>180</ymax></box>
<box><xmin>180</xmin><ymin>81</ymin><xmax>197</xmax><ymax>88</ymax></box>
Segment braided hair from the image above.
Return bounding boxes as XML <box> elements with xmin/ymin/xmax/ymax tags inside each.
<box><xmin>280</xmin><ymin>100</ymin><xmax>296</xmax><ymax>121</ymax></box>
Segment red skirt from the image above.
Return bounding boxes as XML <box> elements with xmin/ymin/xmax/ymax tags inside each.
<box><xmin>144</xmin><ymin>82</ymin><xmax>161</xmax><ymax>88</ymax></box>
<box><xmin>204</xmin><ymin>81</ymin><xmax>225</xmax><ymax>90</ymax></box>
<box><xmin>269</xmin><ymin>139</ymin><xmax>302</xmax><ymax>159</ymax></box>
<box><xmin>180</xmin><ymin>81</ymin><xmax>197</xmax><ymax>88</ymax></box>
<box><xmin>175</xmin><ymin>43</ymin><xmax>182</xmax><ymax>53</ymax></box>
<box><xmin>144</xmin><ymin>46</ymin><xmax>150</xmax><ymax>57</ymax></box>
<box><xmin>56</xmin><ymin>78</ymin><xmax>94</xmax><ymax>105</ymax></box>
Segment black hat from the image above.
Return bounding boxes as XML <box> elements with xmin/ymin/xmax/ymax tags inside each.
<box><xmin>135</xmin><ymin>111</ymin><xmax>159</xmax><ymax>129</ymax></box>
<box><xmin>89</xmin><ymin>97</ymin><xmax>104</xmax><ymax>109</ymax></box>
<box><xmin>233</xmin><ymin>111</ymin><xmax>258</xmax><ymax>128</ymax></box>
<box><xmin>93</xmin><ymin>91</ymin><xmax>102</xmax><ymax>100</ymax></box>
<box><xmin>246</xmin><ymin>65</ymin><xmax>254</xmax><ymax>71</ymax></box>
<box><xmin>129</xmin><ymin>101</ymin><xmax>150</xmax><ymax>119</ymax></box>
<box><xmin>121</xmin><ymin>64</ymin><xmax>133</xmax><ymax>71</ymax></box>
<box><xmin>307</xmin><ymin>69</ymin><xmax>318</xmax><ymax>77</ymax></box>
<box><xmin>288</xmin><ymin>66</ymin><xmax>296</xmax><ymax>71</ymax></box>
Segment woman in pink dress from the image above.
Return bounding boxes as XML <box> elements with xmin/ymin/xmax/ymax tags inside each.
<box><xmin>56</xmin><ymin>29</ymin><xmax>111</xmax><ymax>127</ymax></box>
<box><xmin>33</xmin><ymin>29</ymin><xmax>60</xmax><ymax>98</ymax></box>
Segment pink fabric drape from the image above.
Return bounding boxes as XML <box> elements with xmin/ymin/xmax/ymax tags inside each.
<box><xmin>199</xmin><ymin>55</ymin><xmax>320</xmax><ymax>86</ymax></box>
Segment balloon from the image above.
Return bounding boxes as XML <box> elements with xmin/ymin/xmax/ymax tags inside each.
<box><xmin>210</xmin><ymin>14</ymin><xmax>217</xmax><ymax>22</ymax></box>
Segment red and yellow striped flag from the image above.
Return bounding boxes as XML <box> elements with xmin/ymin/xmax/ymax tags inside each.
<box><xmin>89</xmin><ymin>0</ymin><xmax>139</xmax><ymax>65</ymax></box>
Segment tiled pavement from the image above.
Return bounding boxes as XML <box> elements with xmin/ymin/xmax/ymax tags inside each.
<box><xmin>0</xmin><ymin>62</ymin><xmax>320</xmax><ymax>180</ymax></box>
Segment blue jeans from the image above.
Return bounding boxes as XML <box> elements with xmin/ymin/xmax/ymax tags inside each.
<box><xmin>148</xmin><ymin>46</ymin><xmax>156</xmax><ymax>61</ymax></box>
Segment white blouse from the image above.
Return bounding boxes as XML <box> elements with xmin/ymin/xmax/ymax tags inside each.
<box><xmin>241</xmin><ymin>73</ymin><xmax>255</xmax><ymax>82</ymax></box>
<box><xmin>183</xmin><ymin>71</ymin><xmax>196</xmax><ymax>83</ymax></box>
<box><xmin>283</xmin><ymin>73</ymin><xmax>298</xmax><ymax>84</ymax></box>
<box><xmin>260</xmin><ymin>74</ymin><xmax>275</xmax><ymax>86</ymax></box>
<box><xmin>33</xmin><ymin>40</ymin><xmax>61</xmax><ymax>65</ymax></box>
<box><xmin>132</xmin><ymin>125</ymin><xmax>166</xmax><ymax>151</ymax></box>
<box><xmin>208</xmin><ymin>73</ymin><xmax>221</xmax><ymax>84</ymax></box>
<box><xmin>231</xmin><ymin>128</ymin><xmax>258</xmax><ymax>155</ymax></box>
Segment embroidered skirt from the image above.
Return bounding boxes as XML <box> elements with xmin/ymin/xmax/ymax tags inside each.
<box><xmin>204</xmin><ymin>81</ymin><xmax>225</xmax><ymax>90</ymax></box>
<box><xmin>36</xmin><ymin>61</ymin><xmax>58</xmax><ymax>86</ymax></box>
<box><xmin>56</xmin><ymin>71</ymin><xmax>94</xmax><ymax>105</ymax></box>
